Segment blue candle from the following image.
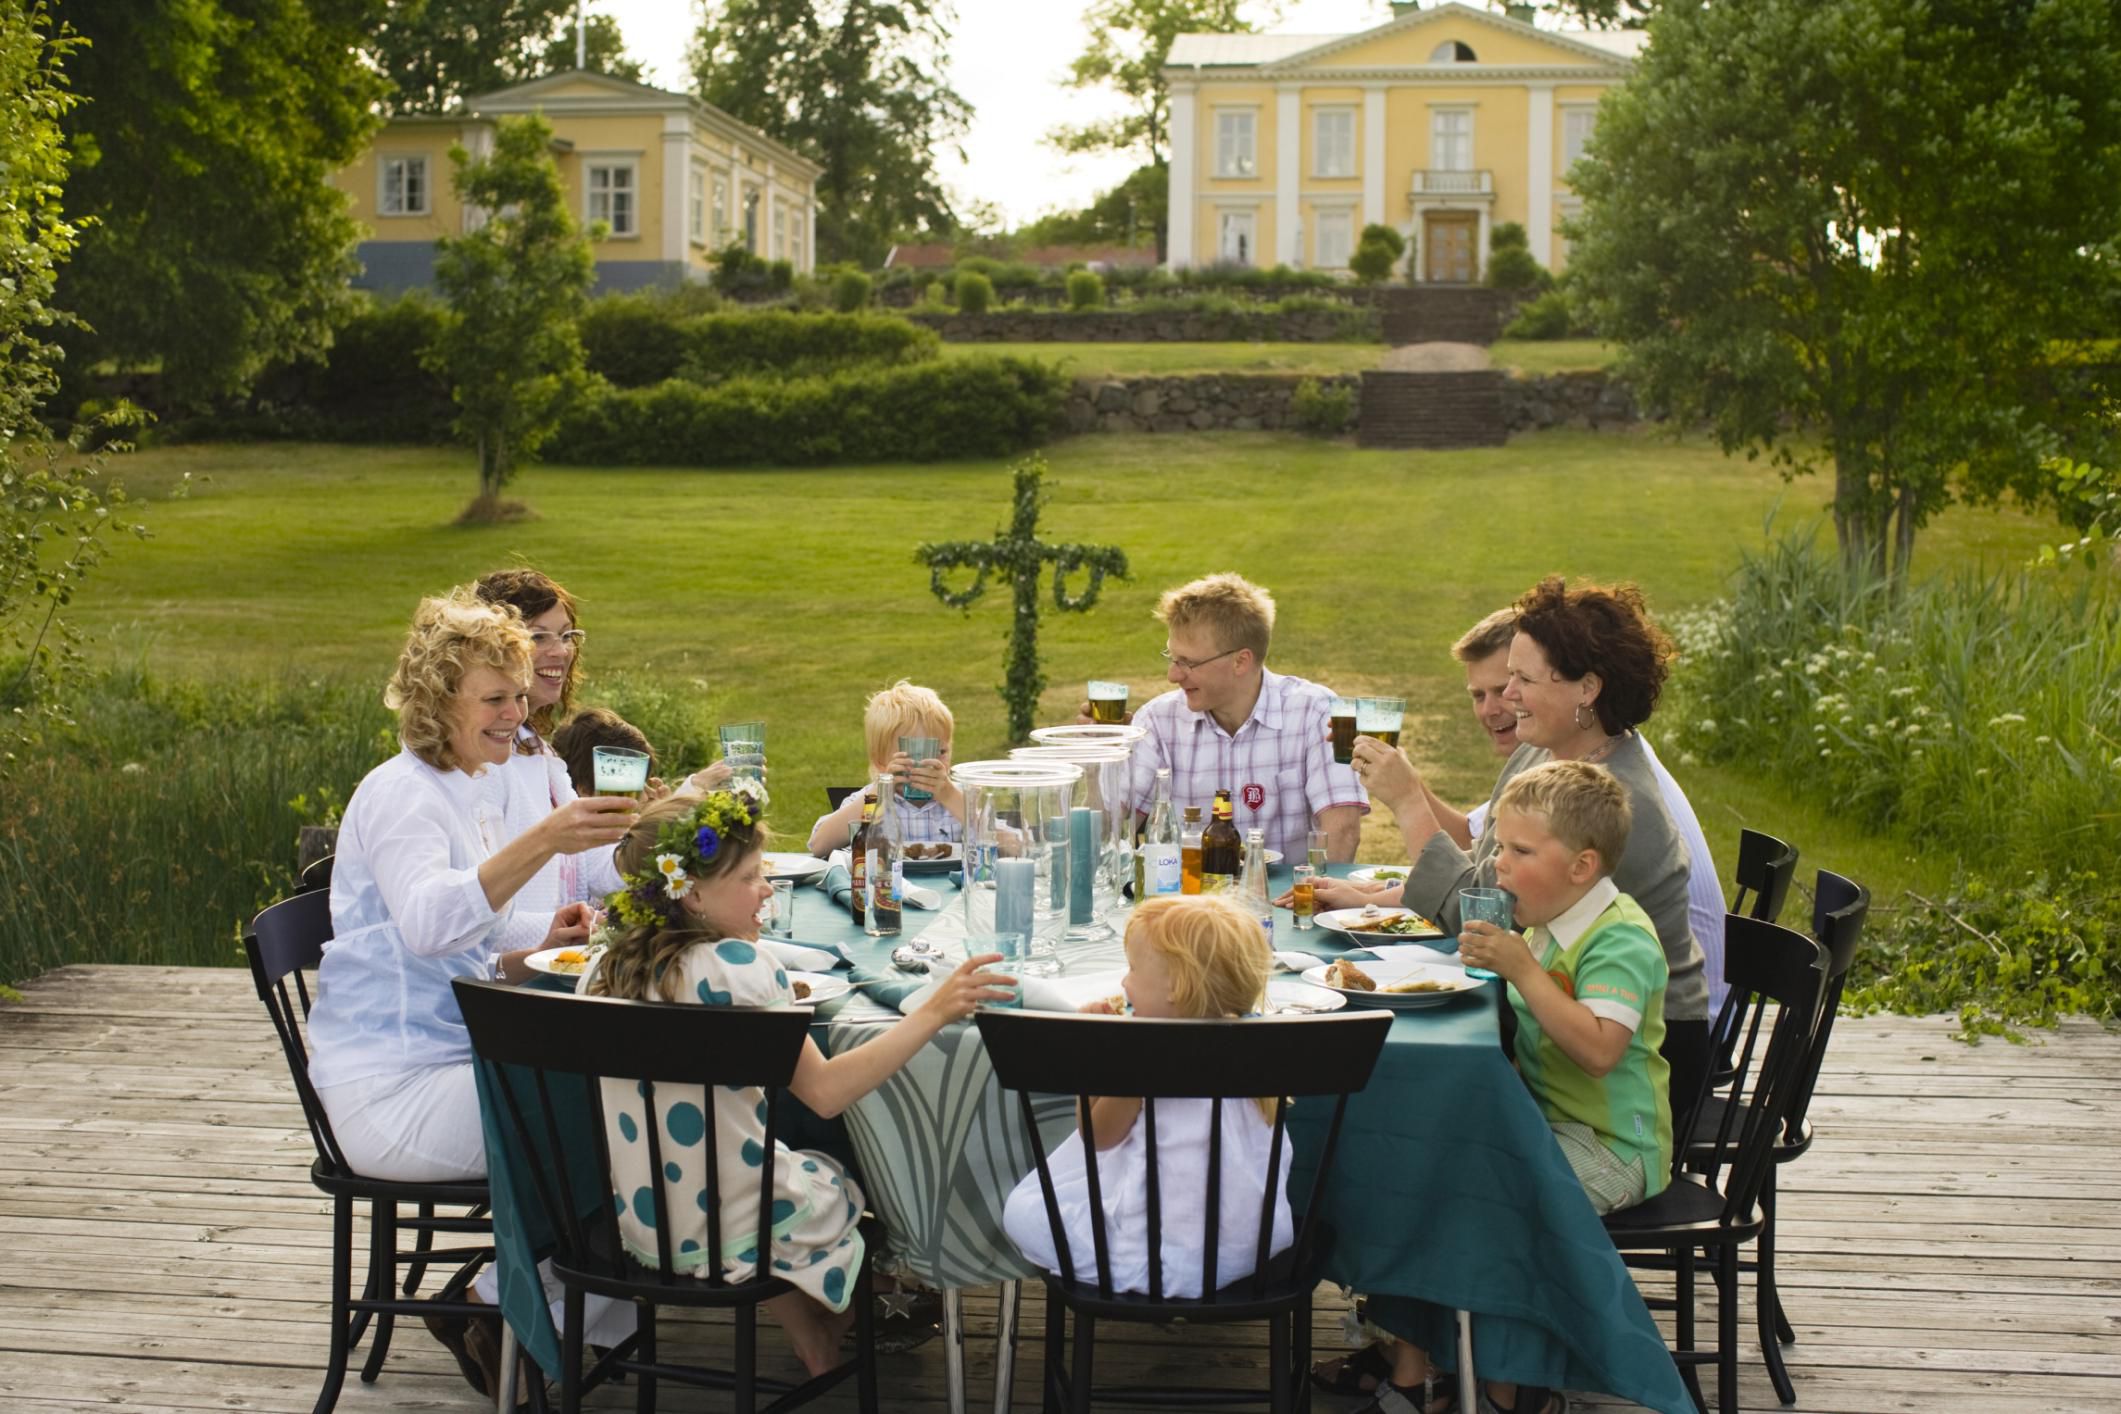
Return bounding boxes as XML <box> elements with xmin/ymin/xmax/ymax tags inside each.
<box><xmin>1069</xmin><ymin>806</ymin><xmax>1097</xmax><ymax>925</ymax></box>
<box><xmin>995</xmin><ymin>858</ymin><xmax>1036</xmax><ymax>944</ymax></box>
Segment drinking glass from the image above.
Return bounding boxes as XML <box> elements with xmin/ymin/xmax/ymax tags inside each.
<box><xmin>1306</xmin><ymin>827</ymin><xmax>1329</xmax><ymax>876</ymax></box>
<box><xmin>718</xmin><ymin>722</ymin><xmax>766</xmax><ymax>782</ymax></box>
<box><xmin>1357</xmin><ymin>696</ymin><xmax>1406</xmax><ymax>749</ymax></box>
<box><xmin>591</xmin><ymin>745</ymin><xmax>650</xmax><ymax>798</ymax></box>
<box><xmin>1291</xmin><ymin>865</ymin><xmax>1318</xmax><ymax>931</ymax></box>
<box><xmin>1329</xmin><ymin>696</ymin><xmax>1358</xmax><ymax>765</ymax></box>
<box><xmin>1087</xmin><ymin>680</ymin><xmax>1130</xmax><ymax>724</ymax></box>
<box><xmin>1458</xmin><ymin>887</ymin><xmax>1515</xmax><ymax>981</ymax></box>
<box><xmin>766</xmin><ymin>879</ymin><xmax>796</xmax><ymax>939</ymax></box>
<box><xmin>972</xmin><ymin>932</ymin><xmax>1027</xmax><ymax>1008</ymax></box>
<box><xmin>898</xmin><ymin>735</ymin><xmax>942</xmax><ymax>803</ymax></box>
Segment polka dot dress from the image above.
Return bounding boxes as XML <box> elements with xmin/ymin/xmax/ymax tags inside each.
<box><xmin>577</xmin><ymin>939</ymin><xmax>866</xmax><ymax>1312</ymax></box>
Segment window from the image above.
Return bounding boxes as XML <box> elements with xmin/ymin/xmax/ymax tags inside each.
<box><xmin>713</xmin><ymin>175</ymin><xmax>729</xmax><ymax>242</ymax></box>
<box><xmin>379</xmin><ymin>156</ymin><xmax>428</xmax><ymax>216</ymax></box>
<box><xmin>1431</xmin><ymin>110</ymin><xmax>1473</xmax><ymax>171</ymax></box>
<box><xmin>1315</xmin><ymin>208</ymin><xmax>1353</xmax><ymax>269</ymax></box>
<box><xmin>1562</xmin><ymin>107</ymin><xmax>1598</xmax><ymax>169</ymax></box>
<box><xmin>743</xmin><ymin>188</ymin><xmax>760</xmax><ymax>252</ymax></box>
<box><xmin>1218</xmin><ymin>209</ymin><xmax>1255</xmax><ymax>265</ymax></box>
<box><xmin>688</xmin><ymin>166</ymin><xmax>705</xmax><ymax>244</ymax></box>
<box><xmin>773</xmin><ymin>202</ymin><xmax>786</xmax><ymax>260</ymax></box>
<box><xmin>1313</xmin><ymin>109</ymin><xmax>1354</xmax><ymax>179</ymax></box>
<box><xmin>1429</xmin><ymin>40</ymin><xmax>1477</xmax><ymax>62</ymax></box>
<box><xmin>587</xmin><ymin>161</ymin><xmax>637</xmax><ymax>236</ymax></box>
<box><xmin>1215</xmin><ymin>109</ymin><xmax>1257</xmax><ymax>178</ymax></box>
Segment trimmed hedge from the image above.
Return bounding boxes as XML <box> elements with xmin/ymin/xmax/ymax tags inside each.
<box><xmin>582</xmin><ymin>309</ymin><xmax>941</xmax><ymax>387</ymax></box>
<box><xmin>545</xmin><ymin>356</ymin><xmax>1069</xmax><ymax>467</ymax></box>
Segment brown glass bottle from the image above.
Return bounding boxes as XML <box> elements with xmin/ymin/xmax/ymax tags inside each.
<box><xmin>1199</xmin><ymin>788</ymin><xmax>1242</xmax><ymax>893</ymax></box>
<box><xmin>847</xmin><ymin>797</ymin><xmax>877</xmax><ymax>926</ymax></box>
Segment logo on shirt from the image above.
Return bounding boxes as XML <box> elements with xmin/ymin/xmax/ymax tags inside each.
<box><xmin>1241</xmin><ymin>783</ymin><xmax>1265</xmax><ymax>811</ymax></box>
<box><xmin>1547</xmin><ymin>967</ymin><xmax>1575</xmax><ymax>999</ymax></box>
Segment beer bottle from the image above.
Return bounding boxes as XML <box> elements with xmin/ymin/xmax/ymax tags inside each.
<box><xmin>847</xmin><ymin>796</ymin><xmax>876</xmax><ymax>926</ymax></box>
<box><xmin>865</xmin><ymin>772</ymin><xmax>902</xmax><ymax>937</ymax></box>
<box><xmin>1238</xmin><ymin>827</ymin><xmax>1274</xmax><ymax>949</ymax></box>
<box><xmin>1179</xmin><ymin>806</ymin><xmax>1204</xmax><ymax>895</ymax></box>
<box><xmin>1145</xmin><ymin>769</ymin><xmax>1183</xmax><ymax>896</ymax></box>
<box><xmin>1199</xmin><ymin>788</ymin><xmax>1242</xmax><ymax>893</ymax></box>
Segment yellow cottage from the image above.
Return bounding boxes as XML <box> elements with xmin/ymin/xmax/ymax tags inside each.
<box><xmin>1164</xmin><ymin>1</ymin><xmax>1639</xmax><ymax>280</ymax></box>
<box><xmin>331</xmin><ymin>70</ymin><xmax>823</xmax><ymax>292</ymax></box>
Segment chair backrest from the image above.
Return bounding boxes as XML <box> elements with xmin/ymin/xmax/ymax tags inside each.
<box><xmin>452</xmin><ymin>978</ymin><xmax>811</xmax><ymax>1292</ymax></box>
<box><xmin>977</xmin><ymin>1009</ymin><xmax>1391</xmax><ymax>1304</ymax></box>
<box><xmin>1691</xmin><ymin>915</ymin><xmax>1827</xmax><ymax>1224</ymax></box>
<box><xmin>1782</xmin><ymin>870</ymin><xmax>1870</xmax><ymax>1136</ymax></box>
<box><xmin>1732</xmin><ymin>829</ymin><xmax>1798</xmax><ymax>923</ymax></box>
<box><xmin>243</xmin><ymin>889</ymin><xmax>346</xmax><ymax>1170</ymax></box>
<box><xmin>299</xmin><ymin>853</ymin><xmax>334</xmax><ymax>894</ymax></box>
<box><xmin>824</xmin><ymin>785</ymin><xmax>861</xmax><ymax>811</ymax></box>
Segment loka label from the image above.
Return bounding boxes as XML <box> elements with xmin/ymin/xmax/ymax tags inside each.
<box><xmin>1151</xmin><ymin>844</ymin><xmax>1183</xmax><ymax>894</ymax></box>
<box><xmin>1241</xmin><ymin>783</ymin><xmax>1266</xmax><ymax>812</ymax></box>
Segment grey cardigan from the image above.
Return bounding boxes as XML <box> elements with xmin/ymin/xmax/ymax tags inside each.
<box><xmin>1402</xmin><ymin>733</ymin><xmax>1709</xmax><ymax>1023</ymax></box>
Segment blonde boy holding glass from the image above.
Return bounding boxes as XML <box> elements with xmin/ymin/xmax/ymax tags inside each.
<box><xmin>806</xmin><ymin>680</ymin><xmax>966</xmax><ymax>856</ymax></box>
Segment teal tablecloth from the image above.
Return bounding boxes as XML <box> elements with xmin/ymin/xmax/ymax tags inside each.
<box><xmin>477</xmin><ymin>866</ymin><xmax>1692</xmax><ymax>1414</ymax></box>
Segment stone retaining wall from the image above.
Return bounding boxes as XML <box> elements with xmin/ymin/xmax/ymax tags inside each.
<box><xmin>1499</xmin><ymin>370</ymin><xmax>1639</xmax><ymax>430</ymax></box>
<box><xmin>1058</xmin><ymin>369</ymin><xmax>1637</xmax><ymax>436</ymax></box>
<box><xmin>910</xmin><ymin>310</ymin><xmax>1374</xmax><ymax>343</ymax></box>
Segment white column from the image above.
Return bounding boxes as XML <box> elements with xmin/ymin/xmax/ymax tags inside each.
<box><xmin>1476</xmin><ymin>205</ymin><xmax>1491</xmax><ymax>282</ymax></box>
<box><xmin>1526</xmin><ymin>84</ymin><xmax>1555</xmax><ymax>268</ymax></box>
<box><xmin>1167</xmin><ymin>85</ymin><xmax>1197</xmax><ymax>269</ymax></box>
<box><xmin>661</xmin><ymin>117</ymin><xmax>690</xmax><ymax>266</ymax></box>
<box><xmin>1276</xmin><ymin>85</ymin><xmax>1300</xmax><ymax>265</ymax></box>
<box><xmin>1363</xmin><ymin>85</ymin><xmax>1387</xmax><ymax>229</ymax></box>
<box><xmin>808</xmin><ymin>195</ymin><xmax>818</xmax><ymax>272</ymax></box>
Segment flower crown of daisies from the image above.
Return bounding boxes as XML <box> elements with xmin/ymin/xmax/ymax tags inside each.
<box><xmin>605</xmin><ymin>779</ymin><xmax>769</xmax><ymax>929</ymax></box>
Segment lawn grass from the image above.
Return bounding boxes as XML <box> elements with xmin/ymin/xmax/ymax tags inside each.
<box><xmin>932</xmin><ymin>339</ymin><xmax>1617</xmax><ymax>379</ymax></box>
<box><xmin>76</xmin><ymin>428</ymin><xmax>2073</xmax><ymax>910</ymax></box>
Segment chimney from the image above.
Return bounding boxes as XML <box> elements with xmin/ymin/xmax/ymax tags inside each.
<box><xmin>1504</xmin><ymin>3</ymin><xmax>1537</xmax><ymax>21</ymax></box>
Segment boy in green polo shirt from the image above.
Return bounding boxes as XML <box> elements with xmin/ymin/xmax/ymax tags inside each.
<box><xmin>1338</xmin><ymin>760</ymin><xmax>1671</xmax><ymax>1414</ymax></box>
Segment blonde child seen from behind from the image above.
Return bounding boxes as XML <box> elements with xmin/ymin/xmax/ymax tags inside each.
<box><xmin>1001</xmin><ymin>895</ymin><xmax>1295</xmax><ymax>1299</ymax></box>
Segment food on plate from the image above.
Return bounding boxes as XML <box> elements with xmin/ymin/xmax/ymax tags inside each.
<box><xmin>791</xmin><ymin>979</ymin><xmax>812</xmax><ymax>1001</ymax></box>
<box><xmin>1366</xmin><ymin>868</ymin><xmax>1407</xmax><ymax>882</ymax></box>
<box><xmin>1322</xmin><ymin>960</ymin><xmax>1376</xmax><ymax>992</ymax></box>
<box><xmin>1343</xmin><ymin>906</ymin><xmax>1441</xmax><ymax>936</ymax></box>
<box><xmin>1384</xmin><ymin>977</ymin><xmax>1456</xmax><ymax>994</ymax></box>
<box><xmin>903</xmin><ymin>842</ymin><xmax>954</xmax><ymax>860</ymax></box>
<box><xmin>546</xmin><ymin>948</ymin><xmax>590</xmax><ymax>976</ymax></box>
<box><xmin>1103</xmin><ymin>993</ymin><xmax>1128</xmax><ymax>1013</ymax></box>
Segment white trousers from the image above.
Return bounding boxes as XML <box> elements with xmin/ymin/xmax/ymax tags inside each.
<box><xmin>315</xmin><ymin>1063</ymin><xmax>635</xmax><ymax>1348</ymax></box>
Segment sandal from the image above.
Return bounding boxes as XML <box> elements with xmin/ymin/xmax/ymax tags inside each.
<box><xmin>1310</xmin><ymin>1344</ymin><xmax>1393</xmax><ymax>1397</ymax></box>
<box><xmin>1351</xmin><ymin>1378</ymin><xmax>1458</xmax><ymax>1414</ymax></box>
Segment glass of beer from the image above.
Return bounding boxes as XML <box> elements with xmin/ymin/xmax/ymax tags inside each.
<box><xmin>591</xmin><ymin>746</ymin><xmax>650</xmax><ymax>799</ymax></box>
<box><xmin>1329</xmin><ymin>697</ymin><xmax>1358</xmax><ymax>764</ymax></box>
<box><xmin>718</xmin><ymin>721</ymin><xmax>766</xmax><ymax>783</ymax></box>
<box><xmin>1290</xmin><ymin>864</ymin><xmax>1317</xmax><ymax>931</ymax></box>
<box><xmin>1458</xmin><ymin>887</ymin><xmax>1516</xmax><ymax>981</ymax></box>
<box><xmin>1357</xmin><ymin>696</ymin><xmax>1405</xmax><ymax>748</ymax></box>
<box><xmin>1087</xmin><ymin>681</ymin><xmax>1130</xmax><ymax>723</ymax></box>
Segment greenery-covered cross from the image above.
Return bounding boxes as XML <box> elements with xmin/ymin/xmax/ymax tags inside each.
<box><xmin>917</xmin><ymin>455</ymin><xmax>1129</xmax><ymax>742</ymax></box>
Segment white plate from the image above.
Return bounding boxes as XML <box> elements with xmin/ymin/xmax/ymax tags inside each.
<box><xmin>1264</xmin><ymin>849</ymin><xmax>1284</xmax><ymax>866</ymax></box>
<box><xmin>1264</xmin><ymin>979</ymin><xmax>1346</xmax><ymax>1015</ymax></box>
<box><xmin>1347</xmin><ymin>866</ymin><xmax>1409</xmax><ymax>885</ymax></box>
<box><xmin>1300</xmin><ymin>958</ymin><xmax>1485</xmax><ymax>1010</ymax></box>
<box><xmin>787</xmin><ymin>971</ymin><xmax>850</xmax><ymax>1006</ymax></box>
<box><xmin>764</xmin><ymin>852</ymin><xmax>831</xmax><ymax>880</ymax></box>
<box><xmin>524</xmin><ymin>944</ymin><xmax>603</xmax><ymax>978</ymax></box>
<box><xmin>900</xmin><ymin>842</ymin><xmax>961</xmax><ymax>876</ymax></box>
<box><xmin>1315</xmin><ymin>905</ymin><xmax>1447</xmax><ymax>941</ymax></box>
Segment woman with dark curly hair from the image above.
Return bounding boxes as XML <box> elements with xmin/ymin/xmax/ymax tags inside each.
<box><xmin>1344</xmin><ymin>576</ymin><xmax>1709</xmax><ymax>1110</ymax></box>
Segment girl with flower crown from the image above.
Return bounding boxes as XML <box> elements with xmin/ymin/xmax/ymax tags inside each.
<box><xmin>577</xmin><ymin>782</ymin><xmax>1014</xmax><ymax>1375</ymax></box>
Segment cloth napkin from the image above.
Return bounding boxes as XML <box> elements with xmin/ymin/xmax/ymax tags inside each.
<box><xmin>822</xmin><ymin>852</ymin><xmax>943</xmax><ymax>909</ymax></box>
<box><xmin>1346</xmin><ymin>943</ymin><xmax>1463</xmax><ymax>969</ymax></box>
<box><xmin>894</xmin><ymin>966</ymin><xmax>1129</xmax><ymax>1017</ymax></box>
<box><xmin>1273</xmin><ymin>949</ymin><xmax>1329</xmax><ymax>973</ymax></box>
<box><xmin>763</xmin><ymin>939</ymin><xmax>843</xmax><ymax>972</ymax></box>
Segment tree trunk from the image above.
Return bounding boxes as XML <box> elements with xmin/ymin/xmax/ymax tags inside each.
<box><xmin>1890</xmin><ymin>482</ymin><xmax>1919</xmax><ymax>587</ymax></box>
<box><xmin>1831</xmin><ymin>449</ymin><xmax>1883</xmax><ymax>576</ymax></box>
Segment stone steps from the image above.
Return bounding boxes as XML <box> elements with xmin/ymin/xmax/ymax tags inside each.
<box><xmin>1356</xmin><ymin>369</ymin><xmax>1509</xmax><ymax>449</ymax></box>
<box><xmin>1379</xmin><ymin>287</ymin><xmax>1516</xmax><ymax>346</ymax></box>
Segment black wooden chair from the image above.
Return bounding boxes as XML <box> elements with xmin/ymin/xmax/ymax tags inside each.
<box><xmin>1682</xmin><ymin>871</ymin><xmax>1869</xmax><ymax>1404</ymax></box>
<box><xmin>243</xmin><ymin>891</ymin><xmax>494</xmax><ymax>1414</ymax></box>
<box><xmin>299</xmin><ymin>853</ymin><xmax>335</xmax><ymax>894</ymax></box>
<box><xmin>452</xmin><ymin>977</ymin><xmax>880</xmax><ymax>1414</ymax></box>
<box><xmin>824</xmin><ymin>785</ymin><xmax>862</xmax><ymax>811</ymax></box>
<box><xmin>1730</xmin><ymin>830</ymin><xmax>1798</xmax><ymax>925</ymax></box>
<box><xmin>1602</xmin><ymin>915</ymin><xmax>1826</xmax><ymax>1414</ymax></box>
<box><xmin>978</xmin><ymin>1008</ymin><xmax>1392</xmax><ymax>1414</ymax></box>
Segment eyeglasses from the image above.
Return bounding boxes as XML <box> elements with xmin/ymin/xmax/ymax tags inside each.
<box><xmin>1161</xmin><ymin>645</ymin><xmax>1243</xmax><ymax>674</ymax></box>
<box><xmin>529</xmin><ymin>629</ymin><xmax>587</xmax><ymax>651</ymax></box>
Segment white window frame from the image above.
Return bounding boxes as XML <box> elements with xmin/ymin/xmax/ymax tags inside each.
<box><xmin>773</xmin><ymin>201</ymin><xmax>787</xmax><ymax>260</ymax></box>
<box><xmin>1214</xmin><ymin>108</ymin><xmax>1258</xmax><ymax>179</ymax></box>
<box><xmin>1430</xmin><ymin>108</ymin><xmax>1473</xmax><ymax>172</ymax></box>
<box><xmin>1561</xmin><ymin>105</ymin><xmax>1598</xmax><ymax>170</ymax></box>
<box><xmin>712</xmin><ymin>175</ymin><xmax>730</xmax><ymax>244</ymax></box>
<box><xmin>585</xmin><ymin>157</ymin><xmax>640</xmax><ymax>238</ymax></box>
<box><xmin>1217</xmin><ymin>208</ymin><xmax>1257</xmax><ymax>265</ymax></box>
<box><xmin>1312</xmin><ymin>107</ymin><xmax>1355</xmax><ymax>179</ymax></box>
<box><xmin>688</xmin><ymin>164</ymin><xmax>706</xmax><ymax>244</ymax></box>
<box><xmin>378</xmin><ymin>155</ymin><xmax>429</xmax><ymax>217</ymax></box>
<box><xmin>1313</xmin><ymin>206</ymin><xmax>1355</xmax><ymax>269</ymax></box>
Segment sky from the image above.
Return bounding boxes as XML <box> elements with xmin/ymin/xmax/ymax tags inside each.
<box><xmin>596</xmin><ymin>0</ymin><xmax>1407</xmax><ymax>228</ymax></box>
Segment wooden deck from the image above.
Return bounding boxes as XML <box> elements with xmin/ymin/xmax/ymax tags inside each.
<box><xmin>1</xmin><ymin>964</ymin><xmax>2116</xmax><ymax>1413</ymax></box>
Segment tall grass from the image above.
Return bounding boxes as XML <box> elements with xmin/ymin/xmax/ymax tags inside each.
<box><xmin>1663</xmin><ymin>532</ymin><xmax>2121</xmax><ymax>877</ymax></box>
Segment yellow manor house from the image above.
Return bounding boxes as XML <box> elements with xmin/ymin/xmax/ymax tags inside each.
<box><xmin>1165</xmin><ymin>0</ymin><xmax>1640</xmax><ymax>280</ymax></box>
<box><xmin>331</xmin><ymin>71</ymin><xmax>823</xmax><ymax>292</ymax></box>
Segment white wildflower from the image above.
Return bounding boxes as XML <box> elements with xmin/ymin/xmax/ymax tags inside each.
<box><xmin>1697</xmin><ymin>718</ymin><xmax>1717</xmax><ymax>734</ymax></box>
<box><xmin>2035</xmin><ymin>735</ymin><xmax>2052</xmax><ymax>745</ymax></box>
<box><xmin>1989</xmin><ymin>713</ymin><xmax>2027</xmax><ymax>727</ymax></box>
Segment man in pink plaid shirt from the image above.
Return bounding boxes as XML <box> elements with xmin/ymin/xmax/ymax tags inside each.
<box><xmin>1121</xmin><ymin>573</ymin><xmax>1366</xmax><ymax>862</ymax></box>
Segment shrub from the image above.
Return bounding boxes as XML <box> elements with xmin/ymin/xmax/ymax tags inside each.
<box><xmin>227</xmin><ymin>293</ymin><xmax>452</xmax><ymax>442</ymax></box>
<box><xmin>1290</xmin><ymin>377</ymin><xmax>1356</xmax><ymax>434</ymax></box>
<box><xmin>1502</xmin><ymin>288</ymin><xmax>1585</xmax><ymax>339</ymax></box>
<box><xmin>832</xmin><ymin>269</ymin><xmax>873</xmax><ymax>312</ymax></box>
<box><xmin>1359</xmin><ymin>223</ymin><xmax>1406</xmax><ymax>260</ymax></box>
<box><xmin>673</xmin><ymin>311</ymin><xmax>938</xmax><ymax>383</ymax></box>
<box><xmin>579</xmin><ymin>293</ymin><xmax>693</xmax><ymax>386</ymax></box>
<box><xmin>711</xmin><ymin>243</ymin><xmax>777</xmax><ymax>298</ymax></box>
<box><xmin>1348</xmin><ymin>237</ymin><xmax>1398</xmax><ymax>285</ymax></box>
<box><xmin>546</xmin><ymin>355</ymin><xmax>1069</xmax><ymax>467</ymax></box>
<box><xmin>1486</xmin><ymin>245</ymin><xmax>1551</xmax><ymax>292</ymax></box>
<box><xmin>1065</xmin><ymin>270</ymin><xmax>1105</xmax><ymax>310</ymax></box>
<box><xmin>1490</xmin><ymin>221</ymin><xmax>1529</xmax><ymax>252</ymax></box>
<box><xmin>768</xmin><ymin>259</ymin><xmax>794</xmax><ymax>292</ymax></box>
<box><xmin>955</xmin><ymin>270</ymin><xmax>995</xmax><ymax>313</ymax></box>
<box><xmin>955</xmin><ymin>257</ymin><xmax>1042</xmax><ymax>290</ymax></box>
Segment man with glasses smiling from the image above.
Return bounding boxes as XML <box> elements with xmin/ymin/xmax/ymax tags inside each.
<box><xmin>1118</xmin><ymin>572</ymin><xmax>1366</xmax><ymax>863</ymax></box>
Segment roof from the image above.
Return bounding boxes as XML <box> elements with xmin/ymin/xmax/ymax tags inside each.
<box><xmin>1167</xmin><ymin>2</ymin><xmax>1638</xmax><ymax>75</ymax></box>
<box><xmin>883</xmin><ymin>243</ymin><xmax>958</xmax><ymax>269</ymax></box>
<box><xmin>464</xmin><ymin>70</ymin><xmax>824</xmax><ymax>181</ymax></box>
<box><xmin>1166</xmin><ymin>33</ymin><xmax>1337</xmax><ymax>67</ymax></box>
<box><xmin>1022</xmin><ymin>245</ymin><xmax>1159</xmax><ymax>270</ymax></box>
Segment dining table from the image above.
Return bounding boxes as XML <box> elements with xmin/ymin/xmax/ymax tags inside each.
<box><xmin>476</xmin><ymin>859</ymin><xmax>1694</xmax><ymax>1414</ymax></box>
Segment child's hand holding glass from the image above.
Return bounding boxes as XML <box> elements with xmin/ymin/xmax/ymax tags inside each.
<box><xmin>1458</xmin><ymin>919</ymin><xmax>1534</xmax><ymax>983</ymax></box>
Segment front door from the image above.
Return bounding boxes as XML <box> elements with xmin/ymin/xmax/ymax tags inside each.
<box><xmin>1425</xmin><ymin>213</ymin><xmax>1478</xmax><ymax>283</ymax></box>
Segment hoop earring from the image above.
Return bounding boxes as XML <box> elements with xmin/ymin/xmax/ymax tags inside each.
<box><xmin>1574</xmin><ymin>701</ymin><xmax>1596</xmax><ymax>732</ymax></box>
